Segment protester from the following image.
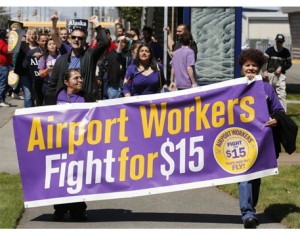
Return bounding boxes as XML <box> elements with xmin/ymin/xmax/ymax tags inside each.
<box><xmin>28</xmin><ymin>33</ymin><xmax>48</xmax><ymax>106</ymax></box>
<box><xmin>104</xmin><ymin>35</ymin><xmax>130</xmax><ymax>99</ymax></box>
<box><xmin>165</xmin><ymin>24</ymin><xmax>198</xmax><ymax>60</ymax></box>
<box><xmin>53</xmin><ymin>68</ymin><xmax>91</xmax><ymax>221</ymax></box>
<box><xmin>59</xmin><ymin>27</ymin><xmax>70</xmax><ymax>45</ymax></box>
<box><xmin>170</xmin><ymin>32</ymin><xmax>197</xmax><ymax>91</ymax></box>
<box><xmin>50</xmin><ymin>14</ymin><xmax>72</xmax><ymax>55</ymax></box>
<box><xmin>38</xmin><ymin>38</ymin><xmax>61</xmax><ymax>101</ymax></box>
<box><xmin>165</xmin><ymin>24</ymin><xmax>198</xmax><ymax>83</ymax></box>
<box><xmin>44</xmin><ymin>15</ymin><xmax>109</xmax><ymax>105</ymax></box>
<box><xmin>263</xmin><ymin>34</ymin><xmax>292</xmax><ymax>111</ymax></box>
<box><xmin>0</xmin><ymin>28</ymin><xmax>12</xmax><ymax>107</ymax></box>
<box><xmin>14</xmin><ymin>27</ymin><xmax>38</xmax><ymax>107</ymax></box>
<box><xmin>141</xmin><ymin>26</ymin><xmax>163</xmax><ymax>63</ymax></box>
<box><xmin>237</xmin><ymin>48</ymin><xmax>285</xmax><ymax>229</ymax></box>
<box><xmin>123</xmin><ymin>43</ymin><xmax>167</xmax><ymax>96</ymax></box>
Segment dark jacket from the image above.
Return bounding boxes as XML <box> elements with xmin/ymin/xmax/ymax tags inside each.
<box><xmin>106</xmin><ymin>49</ymin><xmax>129</xmax><ymax>87</ymax></box>
<box><xmin>14</xmin><ymin>41</ymin><xmax>35</xmax><ymax>76</ymax></box>
<box><xmin>44</xmin><ymin>26</ymin><xmax>109</xmax><ymax>105</ymax></box>
<box><xmin>271</xmin><ymin>111</ymin><xmax>298</xmax><ymax>156</ymax></box>
<box><xmin>265</xmin><ymin>45</ymin><xmax>292</xmax><ymax>74</ymax></box>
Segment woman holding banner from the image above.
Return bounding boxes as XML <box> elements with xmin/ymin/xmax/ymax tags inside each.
<box><xmin>53</xmin><ymin>68</ymin><xmax>91</xmax><ymax>221</ymax></box>
<box><xmin>237</xmin><ymin>48</ymin><xmax>285</xmax><ymax>229</ymax></box>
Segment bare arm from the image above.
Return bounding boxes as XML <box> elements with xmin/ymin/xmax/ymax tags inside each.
<box><xmin>50</xmin><ymin>14</ymin><xmax>62</xmax><ymax>49</ymax></box>
<box><xmin>187</xmin><ymin>66</ymin><xmax>197</xmax><ymax>87</ymax></box>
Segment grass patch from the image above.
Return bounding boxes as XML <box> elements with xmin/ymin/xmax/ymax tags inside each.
<box><xmin>286</xmin><ymin>92</ymin><xmax>300</xmax><ymax>152</ymax></box>
<box><xmin>0</xmin><ymin>172</ymin><xmax>24</xmax><ymax>228</ymax></box>
<box><xmin>218</xmin><ymin>165</ymin><xmax>300</xmax><ymax>228</ymax></box>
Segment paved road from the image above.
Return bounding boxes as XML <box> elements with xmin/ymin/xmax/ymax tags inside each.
<box><xmin>1</xmin><ymin>95</ymin><xmax>298</xmax><ymax>230</ymax></box>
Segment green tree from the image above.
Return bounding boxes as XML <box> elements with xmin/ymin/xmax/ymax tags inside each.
<box><xmin>0</xmin><ymin>7</ymin><xmax>10</xmax><ymax>30</ymax></box>
<box><xmin>117</xmin><ymin>7</ymin><xmax>142</xmax><ymax>29</ymax></box>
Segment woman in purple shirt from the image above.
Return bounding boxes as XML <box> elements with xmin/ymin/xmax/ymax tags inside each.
<box><xmin>53</xmin><ymin>68</ymin><xmax>91</xmax><ymax>221</ymax></box>
<box><xmin>237</xmin><ymin>48</ymin><xmax>285</xmax><ymax>229</ymax></box>
<box><xmin>123</xmin><ymin>43</ymin><xmax>167</xmax><ymax>96</ymax></box>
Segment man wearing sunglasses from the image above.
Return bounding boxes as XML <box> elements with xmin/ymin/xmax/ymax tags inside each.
<box><xmin>45</xmin><ymin>15</ymin><xmax>109</xmax><ymax>105</ymax></box>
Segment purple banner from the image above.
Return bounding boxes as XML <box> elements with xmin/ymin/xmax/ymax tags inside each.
<box><xmin>13</xmin><ymin>77</ymin><xmax>278</xmax><ymax>208</ymax></box>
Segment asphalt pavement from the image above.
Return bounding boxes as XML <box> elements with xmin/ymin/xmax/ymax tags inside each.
<box><xmin>1</xmin><ymin>88</ymin><xmax>299</xmax><ymax>231</ymax></box>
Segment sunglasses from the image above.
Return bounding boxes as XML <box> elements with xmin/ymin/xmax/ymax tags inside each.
<box><xmin>71</xmin><ymin>36</ymin><xmax>84</xmax><ymax>41</ymax></box>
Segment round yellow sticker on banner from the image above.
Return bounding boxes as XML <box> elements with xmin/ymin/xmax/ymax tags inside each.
<box><xmin>213</xmin><ymin>127</ymin><xmax>258</xmax><ymax>174</ymax></box>
<box><xmin>8</xmin><ymin>31</ymin><xmax>19</xmax><ymax>52</ymax></box>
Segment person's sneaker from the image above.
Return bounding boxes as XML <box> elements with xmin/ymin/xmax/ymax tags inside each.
<box><xmin>11</xmin><ymin>93</ymin><xmax>20</xmax><ymax>99</ymax></box>
<box><xmin>0</xmin><ymin>102</ymin><xmax>10</xmax><ymax>107</ymax></box>
<box><xmin>243</xmin><ymin>217</ymin><xmax>258</xmax><ymax>229</ymax></box>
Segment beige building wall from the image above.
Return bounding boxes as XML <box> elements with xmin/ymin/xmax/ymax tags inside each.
<box><xmin>248</xmin><ymin>23</ymin><xmax>291</xmax><ymax>44</ymax></box>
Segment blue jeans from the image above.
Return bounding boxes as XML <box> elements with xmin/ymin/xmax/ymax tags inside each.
<box><xmin>238</xmin><ymin>178</ymin><xmax>261</xmax><ymax>222</ymax></box>
<box><xmin>0</xmin><ymin>66</ymin><xmax>9</xmax><ymax>103</ymax></box>
<box><xmin>107</xmin><ymin>85</ymin><xmax>121</xmax><ymax>99</ymax></box>
<box><xmin>20</xmin><ymin>74</ymin><xmax>33</xmax><ymax>107</ymax></box>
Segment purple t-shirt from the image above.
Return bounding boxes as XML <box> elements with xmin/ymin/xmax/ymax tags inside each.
<box><xmin>171</xmin><ymin>46</ymin><xmax>195</xmax><ymax>89</ymax></box>
<box><xmin>38</xmin><ymin>53</ymin><xmax>60</xmax><ymax>83</ymax></box>
<box><xmin>57</xmin><ymin>90</ymin><xmax>85</xmax><ymax>104</ymax></box>
<box><xmin>123</xmin><ymin>63</ymin><xmax>165</xmax><ymax>96</ymax></box>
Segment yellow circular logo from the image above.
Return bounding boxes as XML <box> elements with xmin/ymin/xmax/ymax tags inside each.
<box><xmin>8</xmin><ymin>31</ymin><xmax>19</xmax><ymax>52</ymax></box>
<box><xmin>213</xmin><ymin>127</ymin><xmax>258</xmax><ymax>174</ymax></box>
<box><xmin>11</xmin><ymin>22</ymin><xmax>22</xmax><ymax>29</ymax></box>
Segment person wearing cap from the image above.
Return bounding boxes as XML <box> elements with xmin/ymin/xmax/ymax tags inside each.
<box><xmin>263</xmin><ymin>34</ymin><xmax>292</xmax><ymax>111</ymax></box>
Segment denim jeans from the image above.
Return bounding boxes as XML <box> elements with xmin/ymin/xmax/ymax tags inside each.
<box><xmin>20</xmin><ymin>74</ymin><xmax>33</xmax><ymax>107</ymax></box>
<box><xmin>238</xmin><ymin>178</ymin><xmax>261</xmax><ymax>222</ymax></box>
<box><xmin>0</xmin><ymin>66</ymin><xmax>9</xmax><ymax>103</ymax></box>
<box><xmin>107</xmin><ymin>85</ymin><xmax>121</xmax><ymax>99</ymax></box>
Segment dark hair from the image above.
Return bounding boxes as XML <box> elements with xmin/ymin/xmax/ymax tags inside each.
<box><xmin>42</xmin><ymin>38</ymin><xmax>58</xmax><ymax>60</ymax></box>
<box><xmin>71</xmin><ymin>28</ymin><xmax>86</xmax><ymax>39</ymax></box>
<box><xmin>181</xmin><ymin>32</ymin><xmax>193</xmax><ymax>46</ymax></box>
<box><xmin>142</xmin><ymin>26</ymin><xmax>153</xmax><ymax>36</ymax></box>
<box><xmin>63</xmin><ymin>68</ymin><xmax>81</xmax><ymax>82</ymax></box>
<box><xmin>133</xmin><ymin>43</ymin><xmax>158</xmax><ymax>71</ymax></box>
<box><xmin>131</xmin><ymin>27</ymin><xmax>140</xmax><ymax>38</ymax></box>
<box><xmin>105</xmin><ymin>28</ymin><xmax>111</xmax><ymax>35</ymax></box>
<box><xmin>238</xmin><ymin>48</ymin><xmax>265</xmax><ymax>70</ymax></box>
<box><xmin>177</xmin><ymin>24</ymin><xmax>190</xmax><ymax>32</ymax></box>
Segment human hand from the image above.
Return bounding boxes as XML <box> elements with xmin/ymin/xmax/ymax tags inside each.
<box><xmin>169</xmin><ymin>82</ymin><xmax>176</xmax><ymax>91</ymax></box>
<box><xmin>115</xmin><ymin>17</ymin><xmax>122</xmax><ymax>24</ymax></box>
<box><xmin>164</xmin><ymin>26</ymin><xmax>171</xmax><ymax>34</ymax></box>
<box><xmin>263</xmin><ymin>70</ymin><xmax>269</xmax><ymax>78</ymax></box>
<box><xmin>246</xmin><ymin>73</ymin><xmax>256</xmax><ymax>81</ymax></box>
<box><xmin>265</xmin><ymin>118</ymin><xmax>278</xmax><ymax>127</ymax></box>
<box><xmin>88</xmin><ymin>15</ymin><xmax>100</xmax><ymax>27</ymax></box>
<box><xmin>275</xmin><ymin>66</ymin><xmax>282</xmax><ymax>76</ymax></box>
<box><xmin>34</xmin><ymin>52</ymin><xmax>42</xmax><ymax>59</ymax></box>
<box><xmin>51</xmin><ymin>14</ymin><xmax>58</xmax><ymax>22</ymax></box>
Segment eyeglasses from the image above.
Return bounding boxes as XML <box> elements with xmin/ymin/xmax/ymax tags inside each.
<box><xmin>71</xmin><ymin>76</ymin><xmax>83</xmax><ymax>80</ymax></box>
<box><xmin>71</xmin><ymin>36</ymin><xmax>84</xmax><ymax>41</ymax></box>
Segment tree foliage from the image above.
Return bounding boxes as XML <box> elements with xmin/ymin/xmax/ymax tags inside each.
<box><xmin>0</xmin><ymin>7</ymin><xmax>10</xmax><ymax>30</ymax></box>
<box><xmin>117</xmin><ymin>7</ymin><xmax>142</xmax><ymax>29</ymax></box>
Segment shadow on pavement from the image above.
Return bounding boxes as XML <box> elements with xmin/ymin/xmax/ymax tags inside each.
<box><xmin>264</xmin><ymin>203</ymin><xmax>300</xmax><ymax>224</ymax></box>
<box><xmin>30</xmin><ymin>208</ymin><xmax>279</xmax><ymax>225</ymax></box>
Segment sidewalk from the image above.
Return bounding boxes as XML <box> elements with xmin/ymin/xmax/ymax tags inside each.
<box><xmin>1</xmin><ymin>96</ymin><xmax>298</xmax><ymax>229</ymax></box>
